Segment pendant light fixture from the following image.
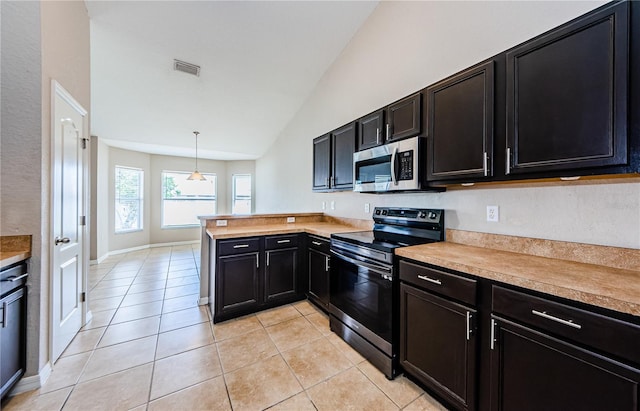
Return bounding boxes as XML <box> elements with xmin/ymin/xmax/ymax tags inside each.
<box><xmin>187</xmin><ymin>131</ymin><xmax>206</xmax><ymax>181</ymax></box>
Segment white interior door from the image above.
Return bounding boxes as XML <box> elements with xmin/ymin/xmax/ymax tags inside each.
<box><xmin>51</xmin><ymin>81</ymin><xmax>88</xmax><ymax>362</ymax></box>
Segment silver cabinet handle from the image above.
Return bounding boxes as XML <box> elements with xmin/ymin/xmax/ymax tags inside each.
<box><xmin>277</xmin><ymin>239</ymin><xmax>290</xmax><ymax>244</ymax></box>
<box><xmin>417</xmin><ymin>275</ymin><xmax>441</xmax><ymax>285</ymax></box>
<box><xmin>266</xmin><ymin>251</ymin><xmax>270</xmax><ymax>267</ymax></box>
<box><xmin>483</xmin><ymin>152</ymin><xmax>489</xmax><ymax>177</ymax></box>
<box><xmin>312</xmin><ymin>241</ymin><xmax>322</xmax><ymax>246</ymax></box>
<box><xmin>256</xmin><ymin>254</ymin><xmax>259</xmax><ymax>269</ymax></box>
<box><xmin>505</xmin><ymin>147</ymin><xmax>511</xmax><ymax>175</ymax></box>
<box><xmin>233</xmin><ymin>244</ymin><xmax>249</xmax><ymax>249</ymax></box>
<box><xmin>466</xmin><ymin>312</ymin><xmax>472</xmax><ymax>340</ymax></box>
<box><xmin>1</xmin><ymin>302</ymin><xmax>6</xmax><ymax>328</ymax></box>
<box><xmin>55</xmin><ymin>236</ymin><xmax>70</xmax><ymax>245</ymax></box>
<box><xmin>376</xmin><ymin>128</ymin><xmax>380</xmax><ymax>145</ymax></box>
<box><xmin>386</xmin><ymin>123</ymin><xmax>391</xmax><ymax>139</ymax></box>
<box><xmin>531</xmin><ymin>310</ymin><xmax>582</xmax><ymax>329</ymax></box>
<box><xmin>490</xmin><ymin>318</ymin><xmax>497</xmax><ymax>349</ymax></box>
<box><xmin>325</xmin><ymin>256</ymin><xmax>330</xmax><ymax>272</ymax></box>
<box><xmin>1</xmin><ymin>274</ymin><xmax>28</xmax><ymax>282</ymax></box>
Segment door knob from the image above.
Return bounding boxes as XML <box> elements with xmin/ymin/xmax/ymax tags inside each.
<box><xmin>54</xmin><ymin>236</ymin><xmax>71</xmax><ymax>245</ymax></box>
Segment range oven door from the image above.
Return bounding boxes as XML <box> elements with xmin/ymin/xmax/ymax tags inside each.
<box><xmin>329</xmin><ymin>248</ymin><xmax>394</xmax><ymax>355</ymax></box>
<box><xmin>353</xmin><ymin>136</ymin><xmax>422</xmax><ymax>192</ymax></box>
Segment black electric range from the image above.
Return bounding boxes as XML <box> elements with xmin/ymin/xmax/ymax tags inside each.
<box><xmin>329</xmin><ymin>207</ymin><xmax>445</xmax><ymax>379</ymax></box>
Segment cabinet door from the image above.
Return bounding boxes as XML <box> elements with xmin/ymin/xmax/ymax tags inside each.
<box><xmin>308</xmin><ymin>249</ymin><xmax>329</xmax><ymax>309</ymax></box>
<box><xmin>216</xmin><ymin>253</ymin><xmax>260</xmax><ymax>319</ymax></box>
<box><xmin>428</xmin><ymin>61</ymin><xmax>494</xmax><ymax>181</ymax></box>
<box><xmin>312</xmin><ymin>134</ymin><xmax>331</xmax><ymax>191</ymax></box>
<box><xmin>400</xmin><ymin>283</ymin><xmax>477</xmax><ymax>411</ymax></box>
<box><xmin>387</xmin><ymin>93</ymin><xmax>422</xmax><ymax>142</ymax></box>
<box><xmin>506</xmin><ymin>2</ymin><xmax>629</xmax><ymax>175</ymax></box>
<box><xmin>1</xmin><ymin>287</ymin><xmax>26</xmax><ymax>398</ymax></box>
<box><xmin>265</xmin><ymin>248</ymin><xmax>298</xmax><ymax>303</ymax></box>
<box><xmin>490</xmin><ymin>317</ymin><xmax>640</xmax><ymax>411</ymax></box>
<box><xmin>358</xmin><ymin>110</ymin><xmax>384</xmax><ymax>151</ymax></box>
<box><xmin>331</xmin><ymin>122</ymin><xmax>356</xmax><ymax>190</ymax></box>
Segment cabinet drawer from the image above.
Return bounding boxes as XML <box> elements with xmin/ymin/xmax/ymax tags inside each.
<box><xmin>265</xmin><ymin>234</ymin><xmax>299</xmax><ymax>250</ymax></box>
<box><xmin>399</xmin><ymin>260</ymin><xmax>477</xmax><ymax>306</ymax></box>
<box><xmin>492</xmin><ymin>285</ymin><xmax>640</xmax><ymax>366</ymax></box>
<box><xmin>307</xmin><ymin>235</ymin><xmax>330</xmax><ymax>254</ymax></box>
<box><xmin>1</xmin><ymin>263</ymin><xmax>28</xmax><ymax>296</ymax></box>
<box><xmin>218</xmin><ymin>237</ymin><xmax>260</xmax><ymax>256</ymax></box>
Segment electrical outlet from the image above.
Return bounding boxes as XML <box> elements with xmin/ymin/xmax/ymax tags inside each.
<box><xmin>364</xmin><ymin>203</ymin><xmax>370</xmax><ymax>213</ymax></box>
<box><xmin>287</xmin><ymin>217</ymin><xmax>295</xmax><ymax>223</ymax></box>
<box><xmin>322</xmin><ymin>201</ymin><xmax>326</xmax><ymax>210</ymax></box>
<box><xmin>216</xmin><ymin>220</ymin><xmax>228</xmax><ymax>227</ymax></box>
<box><xmin>486</xmin><ymin>206</ymin><xmax>499</xmax><ymax>222</ymax></box>
<box><xmin>330</xmin><ymin>201</ymin><xmax>336</xmax><ymax>210</ymax></box>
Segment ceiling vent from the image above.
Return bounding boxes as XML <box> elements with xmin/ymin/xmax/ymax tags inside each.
<box><xmin>173</xmin><ymin>59</ymin><xmax>200</xmax><ymax>77</ymax></box>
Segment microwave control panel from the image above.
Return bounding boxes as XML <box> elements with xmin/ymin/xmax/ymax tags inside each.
<box><xmin>398</xmin><ymin>150</ymin><xmax>414</xmax><ymax>180</ymax></box>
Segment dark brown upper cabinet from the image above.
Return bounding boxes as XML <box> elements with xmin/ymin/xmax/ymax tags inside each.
<box><xmin>505</xmin><ymin>1</ymin><xmax>629</xmax><ymax>176</ymax></box>
<box><xmin>312</xmin><ymin>122</ymin><xmax>356</xmax><ymax>192</ymax></box>
<box><xmin>386</xmin><ymin>92</ymin><xmax>422</xmax><ymax>143</ymax></box>
<box><xmin>427</xmin><ymin>60</ymin><xmax>495</xmax><ymax>182</ymax></box>
<box><xmin>357</xmin><ymin>110</ymin><xmax>385</xmax><ymax>151</ymax></box>
<box><xmin>312</xmin><ymin>133</ymin><xmax>331</xmax><ymax>191</ymax></box>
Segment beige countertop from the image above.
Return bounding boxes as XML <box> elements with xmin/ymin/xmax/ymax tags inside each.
<box><xmin>1</xmin><ymin>235</ymin><xmax>32</xmax><ymax>269</ymax></box>
<box><xmin>396</xmin><ymin>242</ymin><xmax>640</xmax><ymax>317</ymax></box>
<box><xmin>207</xmin><ymin>222</ymin><xmax>361</xmax><ymax>240</ymax></box>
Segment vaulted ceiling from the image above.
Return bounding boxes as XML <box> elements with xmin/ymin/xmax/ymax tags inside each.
<box><xmin>87</xmin><ymin>1</ymin><xmax>378</xmax><ymax>160</ymax></box>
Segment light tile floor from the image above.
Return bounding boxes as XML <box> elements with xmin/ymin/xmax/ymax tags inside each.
<box><xmin>2</xmin><ymin>245</ymin><xmax>448</xmax><ymax>411</ymax></box>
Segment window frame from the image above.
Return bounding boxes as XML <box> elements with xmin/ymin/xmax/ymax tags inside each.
<box><xmin>114</xmin><ymin>165</ymin><xmax>144</xmax><ymax>234</ymax></box>
<box><xmin>160</xmin><ymin>170</ymin><xmax>217</xmax><ymax>229</ymax></box>
<box><xmin>231</xmin><ymin>174</ymin><xmax>252</xmax><ymax>215</ymax></box>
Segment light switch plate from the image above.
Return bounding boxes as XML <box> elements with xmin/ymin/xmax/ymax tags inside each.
<box><xmin>330</xmin><ymin>201</ymin><xmax>336</xmax><ymax>210</ymax></box>
<box><xmin>287</xmin><ymin>217</ymin><xmax>295</xmax><ymax>223</ymax></box>
<box><xmin>216</xmin><ymin>220</ymin><xmax>228</xmax><ymax>226</ymax></box>
<box><xmin>322</xmin><ymin>201</ymin><xmax>326</xmax><ymax>210</ymax></box>
<box><xmin>364</xmin><ymin>203</ymin><xmax>370</xmax><ymax>213</ymax></box>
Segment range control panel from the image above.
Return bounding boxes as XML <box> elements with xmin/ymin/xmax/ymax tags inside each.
<box><xmin>373</xmin><ymin>207</ymin><xmax>443</xmax><ymax>224</ymax></box>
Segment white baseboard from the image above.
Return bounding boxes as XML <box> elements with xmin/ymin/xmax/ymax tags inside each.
<box><xmin>92</xmin><ymin>240</ymin><xmax>201</xmax><ymax>262</ymax></box>
<box><xmin>10</xmin><ymin>362</ymin><xmax>52</xmax><ymax>395</ymax></box>
<box><xmin>198</xmin><ymin>296</ymin><xmax>209</xmax><ymax>305</ymax></box>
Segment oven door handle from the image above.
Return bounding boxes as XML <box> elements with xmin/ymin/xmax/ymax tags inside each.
<box><xmin>330</xmin><ymin>249</ymin><xmax>392</xmax><ymax>276</ymax></box>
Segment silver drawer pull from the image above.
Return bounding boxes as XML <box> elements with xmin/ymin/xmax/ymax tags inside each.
<box><xmin>312</xmin><ymin>241</ymin><xmax>322</xmax><ymax>246</ymax></box>
<box><xmin>417</xmin><ymin>275</ymin><xmax>442</xmax><ymax>285</ymax></box>
<box><xmin>2</xmin><ymin>273</ymin><xmax>28</xmax><ymax>282</ymax></box>
<box><xmin>277</xmin><ymin>239</ymin><xmax>291</xmax><ymax>244</ymax></box>
<box><xmin>531</xmin><ymin>310</ymin><xmax>582</xmax><ymax>330</ymax></box>
<box><xmin>233</xmin><ymin>244</ymin><xmax>250</xmax><ymax>249</ymax></box>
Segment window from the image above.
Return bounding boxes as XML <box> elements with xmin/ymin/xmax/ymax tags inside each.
<box><xmin>115</xmin><ymin>166</ymin><xmax>143</xmax><ymax>233</ymax></box>
<box><xmin>162</xmin><ymin>171</ymin><xmax>216</xmax><ymax>227</ymax></box>
<box><xmin>232</xmin><ymin>174</ymin><xmax>252</xmax><ymax>214</ymax></box>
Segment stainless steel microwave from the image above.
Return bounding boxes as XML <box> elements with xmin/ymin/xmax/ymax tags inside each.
<box><xmin>353</xmin><ymin>136</ymin><xmax>425</xmax><ymax>193</ymax></box>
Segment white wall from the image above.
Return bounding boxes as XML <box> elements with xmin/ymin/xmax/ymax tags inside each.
<box><xmin>256</xmin><ymin>1</ymin><xmax>640</xmax><ymax>249</ymax></box>
<box><xmin>96</xmin><ymin>144</ymin><xmax>256</xmax><ymax>255</ymax></box>
<box><xmin>1</xmin><ymin>0</ymin><xmax>91</xmax><ymax>378</ymax></box>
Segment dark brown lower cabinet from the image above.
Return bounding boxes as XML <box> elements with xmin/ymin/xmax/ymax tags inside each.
<box><xmin>308</xmin><ymin>248</ymin><xmax>329</xmax><ymax>309</ymax></box>
<box><xmin>216</xmin><ymin>252</ymin><xmax>260</xmax><ymax>319</ymax></box>
<box><xmin>0</xmin><ymin>286</ymin><xmax>26</xmax><ymax>399</ymax></box>
<box><xmin>400</xmin><ymin>283</ymin><xmax>477</xmax><ymax>411</ymax></box>
<box><xmin>265</xmin><ymin>247</ymin><xmax>298</xmax><ymax>303</ymax></box>
<box><xmin>489</xmin><ymin>316</ymin><xmax>640</xmax><ymax>411</ymax></box>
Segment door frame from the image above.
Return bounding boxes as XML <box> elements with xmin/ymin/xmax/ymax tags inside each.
<box><xmin>49</xmin><ymin>80</ymin><xmax>91</xmax><ymax>363</ymax></box>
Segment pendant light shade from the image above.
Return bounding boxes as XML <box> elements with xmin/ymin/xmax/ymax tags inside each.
<box><xmin>187</xmin><ymin>131</ymin><xmax>206</xmax><ymax>181</ymax></box>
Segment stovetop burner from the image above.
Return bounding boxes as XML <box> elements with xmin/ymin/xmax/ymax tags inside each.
<box><xmin>331</xmin><ymin>207</ymin><xmax>445</xmax><ymax>253</ymax></box>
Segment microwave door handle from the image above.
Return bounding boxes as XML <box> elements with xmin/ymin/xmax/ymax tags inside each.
<box><xmin>390</xmin><ymin>146</ymin><xmax>398</xmax><ymax>186</ymax></box>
